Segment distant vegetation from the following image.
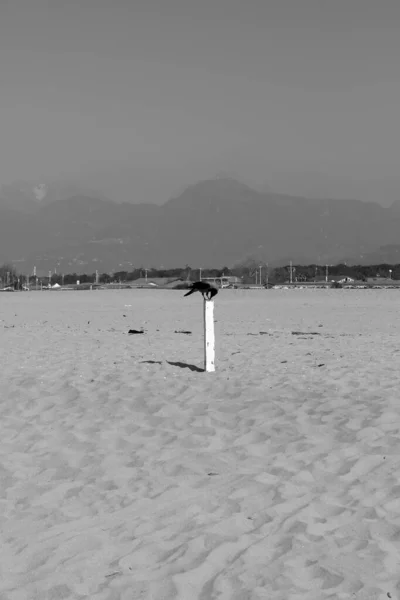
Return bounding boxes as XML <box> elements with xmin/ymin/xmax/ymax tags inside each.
<box><xmin>269</xmin><ymin>263</ymin><xmax>400</xmax><ymax>283</ymax></box>
<box><xmin>1</xmin><ymin>261</ymin><xmax>400</xmax><ymax>288</ymax></box>
<box><xmin>0</xmin><ymin>263</ymin><xmax>18</xmax><ymax>286</ymax></box>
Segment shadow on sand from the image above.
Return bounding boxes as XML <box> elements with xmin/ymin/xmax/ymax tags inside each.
<box><xmin>167</xmin><ymin>361</ymin><xmax>204</xmax><ymax>373</ymax></box>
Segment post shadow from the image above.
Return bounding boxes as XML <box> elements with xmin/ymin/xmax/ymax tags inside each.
<box><xmin>140</xmin><ymin>359</ymin><xmax>204</xmax><ymax>372</ymax></box>
<box><xmin>167</xmin><ymin>361</ymin><xmax>204</xmax><ymax>373</ymax></box>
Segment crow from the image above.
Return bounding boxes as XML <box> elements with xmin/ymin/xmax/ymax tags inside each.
<box><xmin>184</xmin><ymin>281</ymin><xmax>218</xmax><ymax>300</ymax></box>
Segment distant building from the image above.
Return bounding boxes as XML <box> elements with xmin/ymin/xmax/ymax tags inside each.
<box><xmin>286</xmin><ymin>275</ymin><xmax>358</xmax><ymax>286</ymax></box>
<box><xmin>202</xmin><ymin>276</ymin><xmax>242</xmax><ymax>288</ymax></box>
<box><xmin>130</xmin><ymin>277</ymin><xmax>185</xmax><ymax>287</ymax></box>
<box><xmin>315</xmin><ymin>275</ymin><xmax>355</xmax><ymax>284</ymax></box>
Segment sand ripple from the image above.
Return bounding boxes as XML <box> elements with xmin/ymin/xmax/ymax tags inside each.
<box><xmin>1</xmin><ymin>289</ymin><xmax>400</xmax><ymax>599</ymax></box>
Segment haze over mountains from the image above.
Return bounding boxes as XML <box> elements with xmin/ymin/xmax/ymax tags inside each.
<box><xmin>1</xmin><ymin>178</ymin><xmax>400</xmax><ymax>275</ymax></box>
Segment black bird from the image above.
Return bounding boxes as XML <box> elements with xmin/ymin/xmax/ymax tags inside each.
<box><xmin>184</xmin><ymin>281</ymin><xmax>218</xmax><ymax>300</ymax></box>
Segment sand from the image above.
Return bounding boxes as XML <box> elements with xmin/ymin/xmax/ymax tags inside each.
<box><xmin>1</xmin><ymin>288</ymin><xmax>400</xmax><ymax>600</ymax></box>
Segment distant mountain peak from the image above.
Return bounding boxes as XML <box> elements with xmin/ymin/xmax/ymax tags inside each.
<box><xmin>2</xmin><ymin>176</ymin><xmax>400</xmax><ymax>273</ymax></box>
<box><xmin>190</xmin><ymin>177</ymin><xmax>253</xmax><ymax>192</ymax></box>
<box><xmin>166</xmin><ymin>178</ymin><xmax>259</xmax><ymax>209</ymax></box>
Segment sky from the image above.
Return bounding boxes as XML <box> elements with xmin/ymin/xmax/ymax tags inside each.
<box><xmin>1</xmin><ymin>0</ymin><xmax>400</xmax><ymax>205</ymax></box>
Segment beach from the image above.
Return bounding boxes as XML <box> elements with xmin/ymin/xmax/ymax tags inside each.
<box><xmin>1</xmin><ymin>288</ymin><xmax>400</xmax><ymax>600</ymax></box>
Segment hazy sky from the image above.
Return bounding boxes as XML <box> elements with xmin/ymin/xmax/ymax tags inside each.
<box><xmin>1</xmin><ymin>0</ymin><xmax>400</xmax><ymax>204</ymax></box>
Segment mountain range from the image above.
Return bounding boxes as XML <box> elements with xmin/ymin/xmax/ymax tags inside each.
<box><xmin>1</xmin><ymin>178</ymin><xmax>400</xmax><ymax>274</ymax></box>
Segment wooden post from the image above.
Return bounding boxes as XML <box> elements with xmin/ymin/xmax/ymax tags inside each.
<box><xmin>203</xmin><ymin>299</ymin><xmax>215</xmax><ymax>372</ymax></box>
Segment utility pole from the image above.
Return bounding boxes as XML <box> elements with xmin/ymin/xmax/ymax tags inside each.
<box><xmin>48</xmin><ymin>270</ymin><xmax>52</xmax><ymax>287</ymax></box>
<box><xmin>289</xmin><ymin>261</ymin><xmax>293</xmax><ymax>284</ymax></box>
<box><xmin>326</xmin><ymin>265</ymin><xmax>328</xmax><ymax>283</ymax></box>
<box><xmin>266</xmin><ymin>263</ymin><xmax>269</xmax><ymax>287</ymax></box>
<box><xmin>199</xmin><ymin>268</ymin><xmax>202</xmax><ymax>281</ymax></box>
<box><xmin>259</xmin><ymin>265</ymin><xmax>262</xmax><ymax>286</ymax></box>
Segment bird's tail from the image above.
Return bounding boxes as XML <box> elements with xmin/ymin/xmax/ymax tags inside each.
<box><xmin>184</xmin><ymin>288</ymin><xmax>195</xmax><ymax>297</ymax></box>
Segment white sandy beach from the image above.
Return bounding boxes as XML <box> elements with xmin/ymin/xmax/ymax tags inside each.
<box><xmin>1</xmin><ymin>288</ymin><xmax>400</xmax><ymax>600</ymax></box>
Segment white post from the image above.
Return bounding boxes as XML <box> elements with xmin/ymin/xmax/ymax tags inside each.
<box><xmin>203</xmin><ymin>299</ymin><xmax>215</xmax><ymax>372</ymax></box>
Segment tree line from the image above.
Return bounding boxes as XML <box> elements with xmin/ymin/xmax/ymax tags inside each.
<box><xmin>1</xmin><ymin>261</ymin><xmax>399</xmax><ymax>288</ymax></box>
<box><xmin>269</xmin><ymin>263</ymin><xmax>400</xmax><ymax>283</ymax></box>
